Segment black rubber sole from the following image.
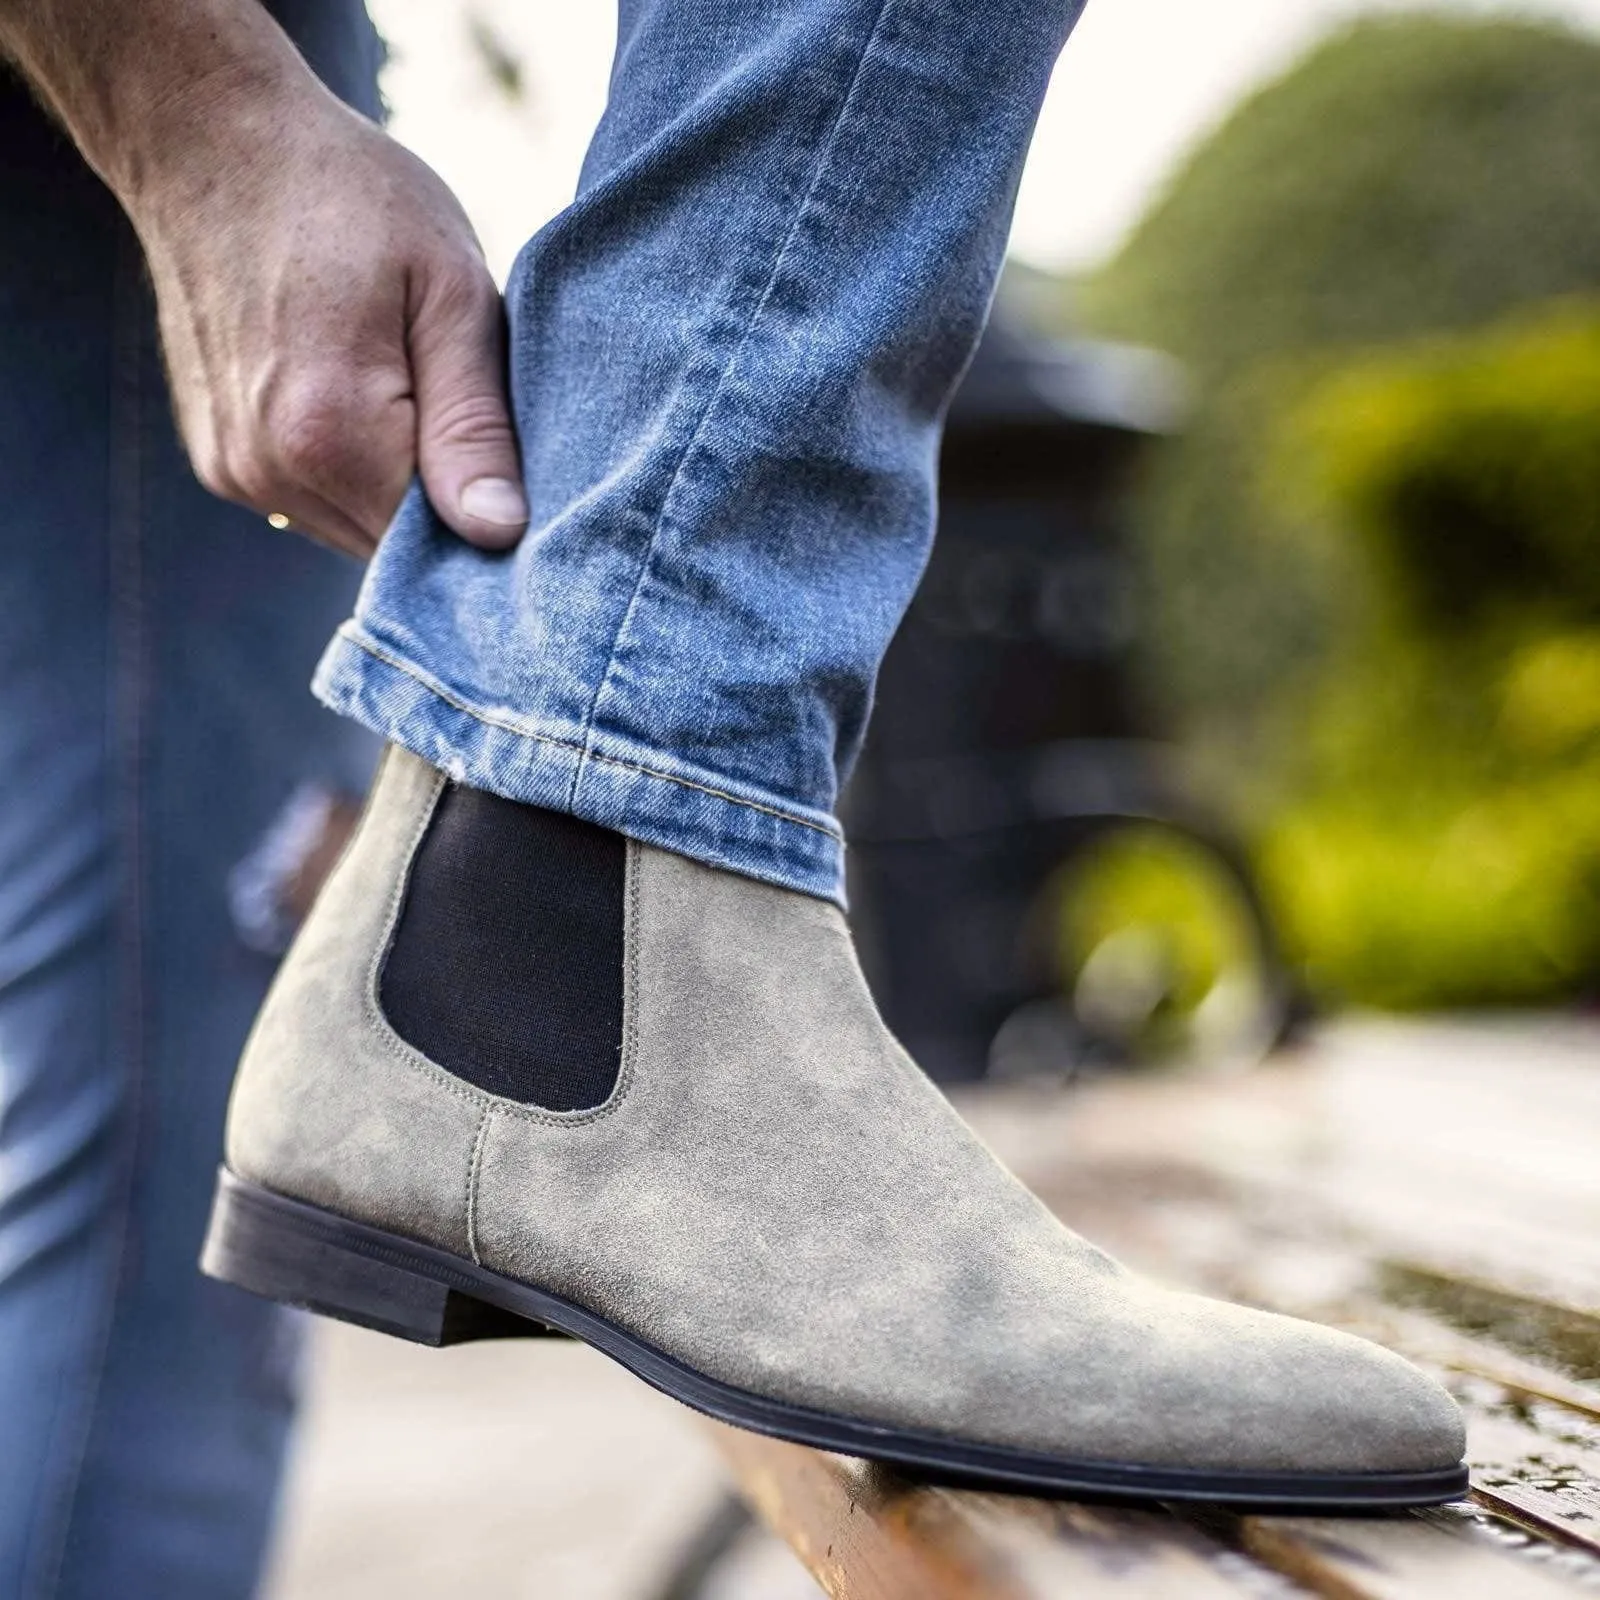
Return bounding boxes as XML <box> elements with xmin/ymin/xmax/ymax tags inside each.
<box><xmin>201</xmin><ymin>1168</ymin><xmax>1469</xmax><ymax>1509</ymax></box>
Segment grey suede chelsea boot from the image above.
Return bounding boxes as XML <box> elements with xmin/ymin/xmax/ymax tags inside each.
<box><xmin>203</xmin><ymin>746</ymin><xmax>1467</xmax><ymax>1507</ymax></box>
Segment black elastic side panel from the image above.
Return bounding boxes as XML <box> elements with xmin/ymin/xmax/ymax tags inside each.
<box><xmin>380</xmin><ymin>785</ymin><xmax>626</xmax><ymax>1112</ymax></box>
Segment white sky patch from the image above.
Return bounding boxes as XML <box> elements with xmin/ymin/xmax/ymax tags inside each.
<box><xmin>368</xmin><ymin>0</ymin><xmax>1600</xmax><ymax>283</ymax></box>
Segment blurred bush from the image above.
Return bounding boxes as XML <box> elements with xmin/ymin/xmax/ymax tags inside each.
<box><xmin>1084</xmin><ymin>13</ymin><xmax>1600</xmax><ymax>380</ymax></box>
<box><xmin>1257</xmin><ymin>304</ymin><xmax>1600</xmax><ymax>1006</ymax></box>
<box><xmin>1287</xmin><ymin>303</ymin><xmax>1600</xmax><ymax>636</ymax></box>
<box><xmin>1072</xmin><ymin>12</ymin><xmax>1600</xmax><ymax>1008</ymax></box>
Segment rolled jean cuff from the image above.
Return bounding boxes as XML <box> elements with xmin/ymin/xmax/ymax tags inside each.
<box><xmin>313</xmin><ymin>624</ymin><xmax>847</xmax><ymax>905</ymax></box>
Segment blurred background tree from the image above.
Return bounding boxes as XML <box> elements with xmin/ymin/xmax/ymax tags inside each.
<box><xmin>1068</xmin><ymin>11</ymin><xmax>1600</xmax><ymax>1008</ymax></box>
<box><xmin>1262</xmin><ymin>304</ymin><xmax>1600</xmax><ymax>1006</ymax></box>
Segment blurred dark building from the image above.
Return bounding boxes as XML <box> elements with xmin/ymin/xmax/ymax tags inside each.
<box><xmin>846</xmin><ymin>320</ymin><xmax>1282</xmax><ymax>1082</ymax></box>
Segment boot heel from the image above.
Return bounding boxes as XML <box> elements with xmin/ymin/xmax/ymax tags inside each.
<box><xmin>201</xmin><ymin>1167</ymin><xmax>528</xmax><ymax>1346</ymax></box>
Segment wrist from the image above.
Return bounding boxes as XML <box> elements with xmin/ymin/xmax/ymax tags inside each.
<box><xmin>113</xmin><ymin>57</ymin><xmax>320</xmax><ymax>225</ymax></box>
<box><xmin>27</xmin><ymin>0</ymin><xmax>330</xmax><ymax>218</ymax></box>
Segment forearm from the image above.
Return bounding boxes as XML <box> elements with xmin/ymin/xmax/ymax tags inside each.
<box><xmin>0</xmin><ymin>0</ymin><xmax>325</xmax><ymax>211</ymax></box>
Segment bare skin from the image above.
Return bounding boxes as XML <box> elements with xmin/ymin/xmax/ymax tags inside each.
<box><xmin>1</xmin><ymin>0</ymin><xmax>526</xmax><ymax>558</ymax></box>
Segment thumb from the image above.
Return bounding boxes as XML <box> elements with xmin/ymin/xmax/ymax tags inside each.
<box><xmin>410</xmin><ymin>267</ymin><xmax>527</xmax><ymax>550</ymax></box>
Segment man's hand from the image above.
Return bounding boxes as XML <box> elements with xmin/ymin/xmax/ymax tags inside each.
<box><xmin>135</xmin><ymin>89</ymin><xmax>528</xmax><ymax>558</ymax></box>
<box><xmin>2</xmin><ymin>0</ymin><xmax>526</xmax><ymax>559</ymax></box>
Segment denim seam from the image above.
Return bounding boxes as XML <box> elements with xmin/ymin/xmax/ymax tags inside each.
<box><xmin>568</xmin><ymin>0</ymin><xmax>898</xmax><ymax>798</ymax></box>
<box><xmin>337</xmin><ymin>624</ymin><xmax>844</xmax><ymax>842</ymax></box>
<box><xmin>361</xmin><ymin>765</ymin><xmax>646</xmax><ymax>1133</ymax></box>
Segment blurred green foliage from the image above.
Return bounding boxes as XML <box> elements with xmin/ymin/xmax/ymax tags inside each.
<box><xmin>1258</xmin><ymin>305</ymin><xmax>1600</xmax><ymax>1006</ymax></box>
<box><xmin>1075</xmin><ymin>13</ymin><xmax>1600</xmax><ymax>1007</ymax></box>
<box><xmin>1285</xmin><ymin>304</ymin><xmax>1600</xmax><ymax>634</ymax></box>
<box><xmin>1253</xmin><ymin>632</ymin><xmax>1600</xmax><ymax>1008</ymax></box>
<box><xmin>1055</xmin><ymin>824</ymin><xmax>1270</xmax><ymax>1057</ymax></box>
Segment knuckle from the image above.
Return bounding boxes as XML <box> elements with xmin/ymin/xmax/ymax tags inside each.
<box><xmin>272</xmin><ymin>380</ymin><xmax>365</xmax><ymax>485</ymax></box>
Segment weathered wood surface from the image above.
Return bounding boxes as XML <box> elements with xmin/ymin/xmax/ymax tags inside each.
<box><xmin>1224</xmin><ymin>1507</ymin><xmax>1590</xmax><ymax>1600</ymax></box>
<box><xmin>710</xmin><ymin>1019</ymin><xmax>1600</xmax><ymax>1598</ymax></box>
<box><xmin>711</xmin><ymin>1428</ymin><xmax>1249</xmax><ymax>1600</ymax></box>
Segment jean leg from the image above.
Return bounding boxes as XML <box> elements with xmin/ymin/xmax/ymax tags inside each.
<box><xmin>318</xmin><ymin>0</ymin><xmax>1086</xmax><ymax>904</ymax></box>
<box><xmin>0</xmin><ymin>76</ymin><xmax>373</xmax><ymax>1600</ymax></box>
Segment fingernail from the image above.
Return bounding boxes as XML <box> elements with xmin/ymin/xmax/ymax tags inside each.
<box><xmin>459</xmin><ymin>476</ymin><xmax>528</xmax><ymax>528</ymax></box>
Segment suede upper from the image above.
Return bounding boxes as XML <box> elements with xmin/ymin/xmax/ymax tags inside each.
<box><xmin>226</xmin><ymin>746</ymin><xmax>1465</xmax><ymax>1475</ymax></box>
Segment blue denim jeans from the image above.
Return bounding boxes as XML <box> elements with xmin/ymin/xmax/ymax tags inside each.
<box><xmin>0</xmin><ymin>10</ymin><xmax>380</xmax><ymax>1598</ymax></box>
<box><xmin>318</xmin><ymin>0</ymin><xmax>1086</xmax><ymax>905</ymax></box>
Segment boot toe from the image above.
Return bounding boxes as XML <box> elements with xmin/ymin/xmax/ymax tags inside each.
<box><xmin>1115</xmin><ymin>1288</ymin><xmax>1467</xmax><ymax>1477</ymax></box>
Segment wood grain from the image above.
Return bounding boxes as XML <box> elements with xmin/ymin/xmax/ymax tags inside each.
<box><xmin>707</xmin><ymin>1425</ymin><xmax>1256</xmax><ymax>1599</ymax></box>
<box><xmin>1231</xmin><ymin>1510</ymin><xmax>1589</xmax><ymax>1600</ymax></box>
<box><xmin>1379</xmin><ymin>1263</ymin><xmax>1600</xmax><ymax>1382</ymax></box>
<box><xmin>1468</xmin><ymin>1410</ymin><xmax>1600</xmax><ymax>1560</ymax></box>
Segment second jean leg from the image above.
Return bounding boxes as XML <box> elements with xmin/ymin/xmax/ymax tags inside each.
<box><xmin>317</xmin><ymin>0</ymin><xmax>1086</xmax><ymax>905</ymax></box>
<box><xmin>0</xmin><ymin>61</ymin><xmax>375</xmax><ymax>1597</ymax></box>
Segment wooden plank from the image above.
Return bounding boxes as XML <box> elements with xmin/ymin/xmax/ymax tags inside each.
<box><xmin>708</xmin><ymin>1427</ymin><xmax>1018</xmax><ymax>1600</ymax></box>
<box><xmin>1466</xmin><ymin>1411</ymin><xmax>1600</xmax><ymax>1561</ymax></box>
<box><xmin>1476</xmin><ymin>1475</ymin><xmax>1600</xmax><ymax>1562</ymax></box>
<box><xmin>1379</xmin><ymin>1263</ymin><xmax>1600</xmax><ymax>1382</ymax></box>
<box><xmin>1329</xmin><ymin>1305</ymin><xmax>1600</xmax><ymax>1426</ymax></box>
<box><xmin>710</xmin><ymin>1418</ymin><xmax>1600</xmax><ymax>1600</ymax></box>
<box><xmin>964</xmin><ymin>1020</ymin><xmax>1600</xmax><ymax>1322</ymax></box>
<box><xmin>707</xmin><ymin>1424</ymin><xmax>1262</xmax><ymax>1600</ymax></box>
<box><xmin>1226</xmin><ymin>1509</ymin><xmax>1590</xmax><ymax>1600</ymax></box>
<box><xmin>953</xmin><ymin>1497</ymin><xmax>1272</xmax><ymax>1600</ymax></box>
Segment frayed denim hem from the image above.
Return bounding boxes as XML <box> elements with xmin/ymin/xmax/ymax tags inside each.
<box><xmin>313</xmin><ymin>625</ymin><xmax>847</xmax><ymax>907</ymax></box>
